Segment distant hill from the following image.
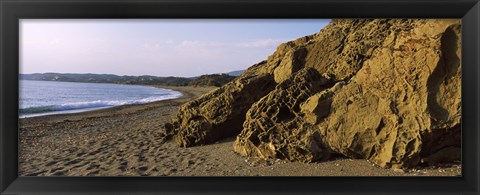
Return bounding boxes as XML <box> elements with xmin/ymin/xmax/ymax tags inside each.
<box><xmin>20</xmin><ymin>72</ymin><xmax>238</xmax><ymax>87</ymax></box>
<box><xmin>188</xmin><ymin>74</ymin><xmax>237</xmax><ymax>87</ymax></box>
<box><xmin>20</xmin><ymin>73</ymin><xmax>193</xmax><ymax>86</ymax></box>
<box><xmin>226</xmin><ymin>70</ymin><xmax>244</xmax><ymax>77</ymax></box>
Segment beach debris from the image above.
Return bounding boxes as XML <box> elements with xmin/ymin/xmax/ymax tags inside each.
<box><xmin>244</xmin><ymin>157</ymin><xmax>277</xmax><ymax>167</ymax></box>
<box><xmin>393</xmin><ymin>169</ymin><xmax>405</xmax><ymax>173</ymax></box>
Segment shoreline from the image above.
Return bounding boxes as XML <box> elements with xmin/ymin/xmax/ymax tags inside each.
<box><xmin>19</xmin><ymin>85</ymin><xmax>461</xmax><ymax>176</ymax></box>
<box><xmin>19</xmin><ymin>83</ymin><xmax>189</xmax><ymax>119</ymax></box>
<box><xmin>19</xmin><ymin>83</ymin><xmax>204</xmax><ymax>119</ymax></box>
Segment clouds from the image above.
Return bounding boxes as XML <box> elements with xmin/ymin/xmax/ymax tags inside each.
<box><xmin>129</xmin><ymin>39</ymin><xmax>278</xmax><ymax>75</ymax></box>
<box><xmin>20</xmin><ymin>19</ymin><xmax>331</xmax><ymax>77</ymax></box>
<box><xmin>235</xmin><ymin>39</ymin><xmax>287</xmax><ymax>48</ymax></box>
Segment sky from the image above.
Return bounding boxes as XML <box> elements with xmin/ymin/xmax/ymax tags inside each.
<box><xmin>20</xmin><ymin>19</ymin><xmax>331</xmax><ymax>77</ymax></box>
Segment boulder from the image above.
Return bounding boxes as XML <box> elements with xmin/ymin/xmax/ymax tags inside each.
<box><xmin>166</xmin><ymin>34</ymin><xmax>316</xmax><ymax>147</ymax></box>
<box><xmin>234</xmin><ymin>68</ymin><xmax>333</xmax><ymax>162</ymax></box>
<box><xmin>168</xmin><ymin>19</ymin><xmax>462</xmax><ymax>168</ymax></box>
<box><xmin>166</xmin><ymin>63</ymin><xmax>276</xmax><ymax>147</ymax></box>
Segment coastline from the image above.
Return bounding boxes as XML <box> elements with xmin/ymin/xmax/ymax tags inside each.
<box><xmin>19</xmin><ymin>85</ymin><xmax>461</xmax><ymax>176</ymax></box>
<box><xmin>19</xmin><ymin>81</ymin><xmax>185</xmax><ymax>119</ymax></box>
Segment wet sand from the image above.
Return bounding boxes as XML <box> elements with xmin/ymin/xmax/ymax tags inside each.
<box><xmin>19</xmin><ymin>85</ymin><xmax>461</xmax><ymax>176</ymax></box>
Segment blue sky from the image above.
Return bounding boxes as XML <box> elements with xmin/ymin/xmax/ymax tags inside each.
<box><xmin>21</xmin><ymin>19</ymin><xmax>331</xmax><ymax>77</ymax></box>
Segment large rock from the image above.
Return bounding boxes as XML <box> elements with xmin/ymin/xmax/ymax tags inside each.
<box><xmin>166</xmin><ymin>32</ymin><xmax>316</xmax><ymax>147</ymax></box>
<box><xmin>316</xmin><ymin>19</ymin><xmax>462</xmax><ymax>168</ymax></box>
<box><xmin>169</xmin><ymin>19</ymin><xmax>461</xmax><ymax>168</ymax></box>
<box><xmin>165</xmin><ymin>63</ymin><xmax>276</xmax><ymax>147</ymax></box>
<box><xmin>234</xmin><ymin>68</ymin><xmax>334</xmax><ymax>162</ymax></box>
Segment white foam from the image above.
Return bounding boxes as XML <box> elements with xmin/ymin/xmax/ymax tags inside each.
<box><xmin>20</xmin><ymin>90</ymin><xmax>183</xmax><ymax>118</ymax></box>
<box><xmin>52</xmin><ymin>93</ymin><xmax>182</xmax><ymax>111</ymax></box>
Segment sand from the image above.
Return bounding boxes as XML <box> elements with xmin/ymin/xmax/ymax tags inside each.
<box><xmin>19</xmin><ymin>85</ymin><xmax>461</xmax><ymax>176</ymax></box>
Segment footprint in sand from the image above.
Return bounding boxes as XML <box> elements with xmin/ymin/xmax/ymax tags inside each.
<box><xmin>24</xmin><ymin>170</ymin><xmax>47</xmax><ymax>176</ymax></box>
<box><xmin>86</xmin><ymin>164</ymin><xmax>101</xmax><ymax>171</ymax></box>
<box><xmin>71</xmin><ymin>163</ymin><xmax>88</xmax><ymax>169</ymax></box>
<box><xmin>49</xmin><ymin>167</ymin><xmax>63</xmax><ymax>173</ymax></box>
<box><xmin>44</xmin><ymin>160</ymin><xmax>59</xmax><ymax>166</ymax></box>
<box><xmin>52</xmin><ymin>170</ymin><xmax>68</xmax><ymax>176</ymax></box>
<box><xmin>87</xmin><ymin>170</ymin><xmax>100</xmax><ymax>176</ymax></box>
<box><xmin>118</xmin><ymin>161</ymin><xmax>128</xmax><ymax>171</ymax></box>
<box><xmin>64</xmin><ymin>158</ymin><xmax>83</xmax><ymax>166</ymax></box>
<box><xmin>137</xmin><ymin>166</ymin><xmax>148</xmax><ymax>172</ymax></box>
<box><xmin>88</xmin><ymin>149</ymin><xmax>104</xmax><ymax>156</ymax></box>
<box><xmin>76</xmin><ymin>152</ymin><xmax>87</xmax><ymax>157</ymax></box>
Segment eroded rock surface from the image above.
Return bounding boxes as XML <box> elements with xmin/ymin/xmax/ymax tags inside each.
<box><xmin>234</xmin><ymin>68</ymin><xmax>334</xmax><ymax>162</ymax></box>
<box><xmin>168</xmin><ymin>19</ymin><xmax>461</xmax><ymax>168</ymax></box>
<box><xmin>165</xmin><ymin>62</ymin><xmax>277</xmax><ymax>147</ymax></box>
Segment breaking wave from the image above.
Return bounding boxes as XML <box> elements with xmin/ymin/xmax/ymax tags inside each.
<box><xmin>20</xmin><ymin>92</ymin><xmax>182</xmax><ymax>115</ymax></box>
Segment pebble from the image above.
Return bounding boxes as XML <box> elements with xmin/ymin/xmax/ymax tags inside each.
<box><xmin>266</xmin><ymin>161</ymin><xmax>273</xmax><ymax>166</ymax></box>
<box><xmin>393</xmin><ymin>168</ymin><xmax>405</xmax><ymax>173</ymax></box>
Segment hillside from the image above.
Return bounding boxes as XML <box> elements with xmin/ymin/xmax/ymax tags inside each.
<box><xmin>188</xmin><ymin>74</ymin><xmax>237</xmax><ymax>87</ymax></box>
<box><xmin>20</xmin><ymin>73</ymin><xmax>192</xmax><ymax>86</ymax></box>
<box><xmin>166</xmin><ymin>19</ymin><xmax>461</xmax><ymax>169</ymax></box>
<box><xmin>20</xmin><ymin>72</ymin><xmax>237</xmax><ymax>87</ymax></box>
<box><xmin>226</xmin><ymin>70</ymin><xmax>244</xmax><ymax>77</ymax></box>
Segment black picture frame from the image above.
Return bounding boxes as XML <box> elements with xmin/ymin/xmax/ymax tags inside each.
<box><xmin>1</xmin><ymin>0</ymin><xmax>479</xmax><ymax>194</ymax></box>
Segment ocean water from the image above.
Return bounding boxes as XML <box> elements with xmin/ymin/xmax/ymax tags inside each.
<box><xmin>19</xmin><ymin>80</ymin><xmax>182</xmax><ymax>118</ymax></box>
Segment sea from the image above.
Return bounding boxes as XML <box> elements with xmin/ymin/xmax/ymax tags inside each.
<box><xmin>19</xmin><ymin>80</ymin><xmax>183</xmax><ymax>118</ymax></box>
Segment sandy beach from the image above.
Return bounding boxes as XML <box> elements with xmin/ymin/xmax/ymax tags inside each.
<box><xmin>19</xmin><ymin>85</ymin><xmax>461</xmax><ymax>177</ymax></box>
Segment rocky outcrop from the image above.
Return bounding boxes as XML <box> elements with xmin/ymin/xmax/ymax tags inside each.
<box><xmin>167</xmin><ymin>19</ymin><xmax>461</xmax><ymax>169</ymax></box>
<box><xmin>234</xmin><ymin>68</ymin><xmax>334</xmax><ymax>162</ymax></box>
<box><xmin>165</xmin><ymin>62</ymin><xmax>277</xmax><ymax>147</ymax></box>
<box><xmin>165</xmin><ymin>32</ymin><xmax>315</xmax><ymax>147</ymax></box>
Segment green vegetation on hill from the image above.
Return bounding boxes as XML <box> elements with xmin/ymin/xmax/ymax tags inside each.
<box><xmin>188</xmin><ymin>74</ymin><xmax>237</xmax><ymax>87</ymax></box>
<box><xmin>226</xmin><ymin>70</ymin><xmax>244</xmax><ymax>76</ymax></box>
<box><xmin>20</xmin><ymin>72</ymin><xmax>238</xmax><ymax>87</ymax></box>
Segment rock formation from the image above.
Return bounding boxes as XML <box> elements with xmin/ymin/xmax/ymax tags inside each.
<box><xmin>165</xmin><ymin>62</ymin><xmax>277</xmax><ymax>147</ymax></box>
<box><xmin>166</xmin><ymin>19</ymin><xmax>462</xmax><ymax>169</ymax></box>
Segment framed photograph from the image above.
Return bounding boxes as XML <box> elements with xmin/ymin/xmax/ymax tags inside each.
<box><xmin>1</xmin><ymin>0</ymin><xmax>479</xmax><ymax>194</ymax></box>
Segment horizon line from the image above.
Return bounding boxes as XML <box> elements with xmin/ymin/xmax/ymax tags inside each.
<box><xmin>19</xmin><ymin>70</ymin><xmax>245</xmax><ymax>78</ymax></box>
